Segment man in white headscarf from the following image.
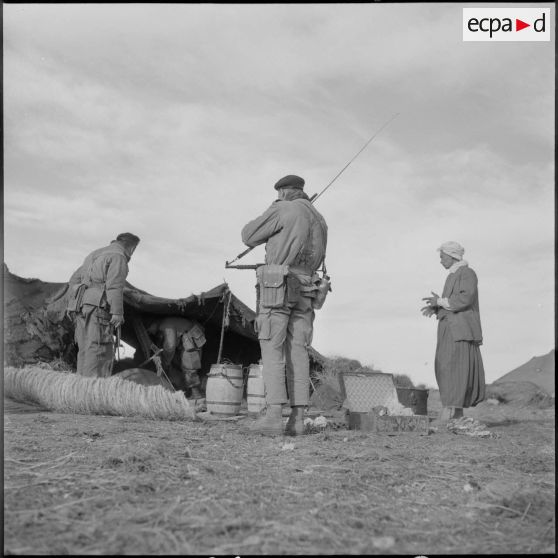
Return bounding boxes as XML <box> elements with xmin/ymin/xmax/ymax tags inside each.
<box><xmin>421</xmin><ymin>241</ymin><xmax>486</xmax><ymax>422</ymax></box>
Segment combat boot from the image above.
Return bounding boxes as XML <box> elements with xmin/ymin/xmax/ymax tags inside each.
<box><xmin>285</xmin><ymin>405</ymin><xmax>305</xmax><ymax>436</ymax></box>
<box><xmin>248</xmin><ymin>404</ymin><xmax>283</xmax><ymax>436</ymax></box>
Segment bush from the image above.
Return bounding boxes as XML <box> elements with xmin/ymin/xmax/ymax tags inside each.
<box><xmin>487</xmin><ymin>381</ymin><xmax>554</xmax><ymax>408</ymax></box>
<box><xmin>393</xmin><ymin>374</ymin><xmax>414</xmax><ymax>389</ymax></box>
<box><xmin>323</xmin><ymin>356</ymin><xmax>362</xmax><ymax>375</ymax></box>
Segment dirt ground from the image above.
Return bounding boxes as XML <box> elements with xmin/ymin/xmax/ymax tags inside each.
<box><xmin>3</xmin><ymin>391</ymin><xmax>555</xmax><ymax>556</ymax></box>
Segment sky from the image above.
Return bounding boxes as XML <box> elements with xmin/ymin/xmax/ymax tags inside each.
<box><xmin>3</xmin><ymin>3</ymin><xmax>555</xmax><ymax>388</ymax></box>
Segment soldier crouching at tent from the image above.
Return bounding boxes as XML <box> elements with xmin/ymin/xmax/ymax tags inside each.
<box><xmin>147</xmin><ymin>316</ymin><xmax>206</xmax><ymax>400</ymax></box>
<box><xmin>66</xmin><ymin>233</ymin><xmax>141</xmax><ymax>378</ymax></box>
<box><xmin>240</xmin><ymin>174</ymin><xmax>328</xmax><ymax>436</ymax></box>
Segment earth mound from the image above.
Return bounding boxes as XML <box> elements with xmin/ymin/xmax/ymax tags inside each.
<box><xmin>486</xmin><ymin>380</ymin><xmax>554</xmax><ymax>409</ymax></box>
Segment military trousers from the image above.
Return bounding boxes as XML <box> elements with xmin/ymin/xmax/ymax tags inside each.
<box><xmin>166</xmin><ymin>362</ymin><xmax>202</xmax><ymax>391</ymax></box>
<box><xmin>162</xmin><ymin>343</ymin><xmax>202</xmax><ymax>390</ymax></box>
<box><xmin>179</xmin><ymin>345</ymin><xmax>202</xmax><ymax>388</ymax></box>
<box><xmin>74</xmin><ymin>304</ymin><xmax>115</xmax><ymax>378</ymax></box>
<box><xmin>256</xmin><ymin>292</ymin><xmax>315</xmax><ymax>407</ymax></box>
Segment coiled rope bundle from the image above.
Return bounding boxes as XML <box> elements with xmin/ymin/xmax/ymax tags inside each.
<box><xmin>4</xmin><ymin>366</ymin><xmax>195</xmax><ymax>421</ymax></box>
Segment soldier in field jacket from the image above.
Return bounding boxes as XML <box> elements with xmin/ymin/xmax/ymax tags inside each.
<box><xmin>147</xmin><ymin>316</ymin><xmax>206</xmax><ymax>399</ymax></box>
<box><xmin>241</xmin><ymin>174</ymin><xmax>328</xmax><ymax>436</ymax></box>
<box><xmin>67</xmin><ymin>233</ymin><xmax>140</xmax><ymax>378</ymax></box>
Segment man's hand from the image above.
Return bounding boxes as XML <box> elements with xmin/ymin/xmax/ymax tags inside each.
<box><xmin>422</xmin><ymin>291</ymin><xmax>440</xmax><ymax>308</ymax></box>
<box><xmin>110</xmin><ymin>314</ymin><xmax>125</xmax><ymax>327</ymax></box>
<box><xmin>421</xmin><ymin>305</ymin><xmax>436</xmax><ymax>318</ymax></box>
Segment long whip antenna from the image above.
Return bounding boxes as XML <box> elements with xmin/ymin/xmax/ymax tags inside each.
<box><xmin>311</xmin><ymin>112</ymin><xmax>399</xmax><ymax>204</ymax></box>
<box><xmin>225</xmin><ymin>112</ymin><xmax>399</xmax><ymax>267</ymax></box>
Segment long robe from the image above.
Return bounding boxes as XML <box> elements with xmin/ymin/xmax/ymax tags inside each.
<box><xmin>435</xmin><ymin>264</ymin><xmax>486</xmax><ymax>407</ymax></box>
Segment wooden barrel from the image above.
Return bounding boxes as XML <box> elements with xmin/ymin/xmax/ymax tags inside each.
<box><xmin>247</xmin><ymin>364</ymin><xmax>266</xmax><ymax>415</ymax></box>
<box><xmin>206</xmin><ymin>364</ymin><xmax>244</xmax><ymax>416</ymax></box>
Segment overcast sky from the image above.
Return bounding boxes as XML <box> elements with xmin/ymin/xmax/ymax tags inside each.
<box><xmin>3</xmin><ymin>3</ymin><xmax>554</xmax><ymax>387</ymax></box>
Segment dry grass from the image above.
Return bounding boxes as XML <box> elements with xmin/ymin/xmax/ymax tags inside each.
<box><xmin>312</xmin><ymin>366</ymin><xmax>344</xmax><ymax>394</ymax></box>
<box><xmin>4</xmin><ymin>366</ymin><xmax>195</xmax><ymax>421</ymax></box>
<box><xmin>35</xmin><ymin>358</ymin><xmax>74</xmax><ymax>373</ymax></box>
<box><xmin>3</xmin><ymin>389</ymin><xmax>555</xmax><ymax>555</ymax></box>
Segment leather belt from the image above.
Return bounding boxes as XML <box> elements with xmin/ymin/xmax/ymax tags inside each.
<box><xmin>288</xmin><ymin>265</ymin><xmax>314</xmax><ymax>276</ymax></box>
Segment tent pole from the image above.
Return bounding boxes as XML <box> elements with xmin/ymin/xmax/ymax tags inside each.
<box><xmin>216</xmin><ymin>290</ymin><xmax>232</xmax><ymax>364</ymax></box>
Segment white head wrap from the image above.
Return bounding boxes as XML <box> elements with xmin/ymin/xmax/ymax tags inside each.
<box><xmin>438</xmin><ymin>241</ymin><xmax>465</xmax><ymax>261</ymax></box>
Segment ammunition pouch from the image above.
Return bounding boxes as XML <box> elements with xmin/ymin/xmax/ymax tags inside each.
<box><xmin>297</xmin><ymin>273</ymin><xmax>318</xmax><ymax>299</ymax></box>
<box><xmin>181</xmin><ymin>324</ymin><xmax>206</xmax><ymax>351</ymax></box>
<box><xmin>256</xmin><ymin>264</ymin><xmax>289</xmax><ymax>309</ymax></box>
<box><xmin>66</xmin><ymin>283</ymin><xmax>87</xmax><ymax>316</ymax></box>
<box><xmin>312</xmin><ymin>274</ymin><xmax>331</xmax><ymax>310</ymax></box>
<box><xmin>300</xmin><ymin>285</ymin><xmax>318</xmax><ymax>299</ymax></box>
<box><xmin>286</xmin><ymin>275</ymin><xmax>302</xmax><ymax>305</ymax></box>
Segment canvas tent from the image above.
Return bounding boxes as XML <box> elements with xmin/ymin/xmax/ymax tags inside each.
<box><xmin>3</xmin><ymin>264</ymin><xmax>326</xmax><ymax>380</ymax></box>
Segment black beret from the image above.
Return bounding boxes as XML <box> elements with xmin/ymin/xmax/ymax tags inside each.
<box><xmin>274</xmin><ymin>175</ymin><xmax>305</xmax><ymax>190</ymax></box>
<box><xmin>116</xmin><ymin>232</ymin><xmax>141</xmax><ymax>245</ymax></box>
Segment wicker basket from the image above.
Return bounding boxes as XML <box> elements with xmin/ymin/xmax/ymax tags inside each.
<box><xmin>349</xmin><ymin>411</ymin><xmax>430</xmax><ymax>434</ymax></box>
<box><xmin>341</xmin><ymin>371</ymin><xmax>399</xmax><ymax>412</ymax></box>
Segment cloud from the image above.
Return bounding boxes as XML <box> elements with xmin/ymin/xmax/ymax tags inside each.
<box><xmin>3</xmin><ymin>3</ymin><xmax>554</xmax><ymax>388</ymax></box>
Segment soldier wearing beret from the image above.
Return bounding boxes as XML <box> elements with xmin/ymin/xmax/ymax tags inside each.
<box><xmin>241</xmin><ymin>175</ymin><xmax>328</xmax><ymax>436</ymax></box>
<box><xmin>67</xmin><ymin>233</ymin><xmax>140</xmax><ymax>377</ymax></box>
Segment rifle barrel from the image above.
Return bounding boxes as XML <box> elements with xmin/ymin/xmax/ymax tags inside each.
<box><xmin>225</xmin><ymin>264</ymin><xmax>264</xmax><ymax>270</ymax></box>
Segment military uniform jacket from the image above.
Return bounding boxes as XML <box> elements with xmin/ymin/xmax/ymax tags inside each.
<box><xmin>68</xmin><ymin>242</ymin><xmax>129</xmax><ymax>316</ymax></box>
<box><xmin>437</xmin><ymin>265</ymin><xmax>483</xmax><ymax>344</ymax></box>
<box><xmin>147</xmin><ymin>317</ymin><xmax>206</xmax><ymax>350</ymax></box>
<box><xmin>241</xmin><ymin>198</ymin><xmax>328</xmax><ymax>273</ymax></box>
